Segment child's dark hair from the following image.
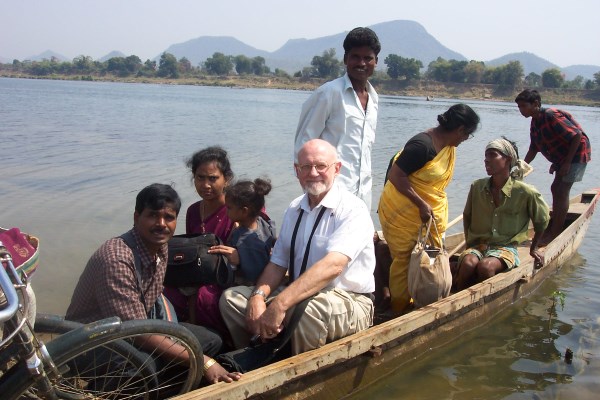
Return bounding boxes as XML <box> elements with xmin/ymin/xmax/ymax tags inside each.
<box><xmin>225</xmin><ymin>178</ymin><xmax>272</xmax><ymax>218</ymax></box>
<box><xmin>186</xmin><ymin>146</ymin><xmax>234</xmax><ymax>181</ymax></box>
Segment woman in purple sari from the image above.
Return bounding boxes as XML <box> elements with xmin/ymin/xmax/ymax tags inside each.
<box><xmin>164</xmin><ymin>146</ymin><xmax>235</xmax><ymax>335</ymax></box>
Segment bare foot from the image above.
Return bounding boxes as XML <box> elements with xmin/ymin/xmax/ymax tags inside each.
<box><xmin>376</xmin><ymin>287</ymin><xmax>391</xmax><ymax>312</ymax></box>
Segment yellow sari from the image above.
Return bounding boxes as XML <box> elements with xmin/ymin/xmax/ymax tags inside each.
<box><xmin>378</xmin><ymin>146</ymin><xmax>455</xmax><ymax>313</ymax></box>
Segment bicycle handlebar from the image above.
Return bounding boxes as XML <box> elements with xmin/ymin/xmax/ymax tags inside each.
<box><xmin>0</xmin><ymin>243</ymin><xmax>21</xmax><ymax>323</ymax></box>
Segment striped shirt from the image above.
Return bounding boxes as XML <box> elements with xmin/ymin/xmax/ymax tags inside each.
<box><xmin>66</xmin><ymin>228</ymin><xmax>168</xmax><ymax>323</ymax></box>
<box><xmin>530</xmin><ymin>108</ymin><xmax>592</xmax><ymax>166</ymax></box>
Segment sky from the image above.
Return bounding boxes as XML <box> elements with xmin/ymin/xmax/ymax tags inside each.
<box><xmin>1</xmin><ymin>0</ymin><xmax>599</xmax><ymax>67</ymax></box>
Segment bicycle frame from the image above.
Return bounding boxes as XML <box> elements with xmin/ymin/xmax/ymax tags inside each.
<box><xmin>2</xmin><ymin>240</ymin><xmax>203</xmax><ymax>399</ymax></box>
<box><xmin>1</xmin><ymin>241</ymin><xmax>61</xmax><ymax>399</ymax></box>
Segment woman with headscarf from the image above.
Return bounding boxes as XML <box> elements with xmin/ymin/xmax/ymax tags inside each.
<box><xmin>378</xmin><ymin>103</ymin><xmax>480</xmax><ymax>314</ymax></box>
<box><xmin>454</xmin><ymin>137</ymin><xmax>550</xmax><ymax>290</ymax></box>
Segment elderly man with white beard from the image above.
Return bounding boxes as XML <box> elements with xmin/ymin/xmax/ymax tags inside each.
<box><xmin>220</xmin><ymin>139</ymin><xmax>375</xmax><ymax>355</ymax></box>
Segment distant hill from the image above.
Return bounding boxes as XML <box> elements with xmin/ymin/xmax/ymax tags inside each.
<box><xmin>3</xmin><ymin>20</ymin><xmax>599</xmax><ymax>80</ymax></box>
<box><xmin>486</xmin><ymin>52</ymin><xmax>559</xmax><ymax>76</ymax></box>
<box><xmin>160</xmin><ymin>36</ymin><xmax>270</xmax><ymax>66</ymax></box>
<box><xmin>24</xmin><ymin>50</ymin><xmax>70</xmax><ymax>62</ymax></box>
<box><xmin>485</xmin><ymin>52</ymin><xmax>599</xmax><ymax>81</ymax></box>
<box><xmin>562</xmin><ymin>65</ymin><xmax>600</xmax><ymax>81</ymax></box>
<box><xmin>99</xmin><ymin>51</ymin><xmax>127</xmax><ymax>62</ymax></box>
<box><xmin>158</xmin><ymin>20</ymin><xmax>466</xmax><ymax>73</ymax></box>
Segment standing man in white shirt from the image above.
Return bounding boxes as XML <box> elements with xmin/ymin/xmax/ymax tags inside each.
<box><xmin>294</xmin><ymin>27</ymin><xmax>381</xmax><ymax>210</ymax></box>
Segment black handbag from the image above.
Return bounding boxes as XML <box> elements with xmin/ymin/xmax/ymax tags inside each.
<box><xmin>163</xmin><ymin>233</ymin><xmax>233</xmax><ymax>288</ymax></box>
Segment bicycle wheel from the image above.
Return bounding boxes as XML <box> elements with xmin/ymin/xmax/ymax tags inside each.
<box><xmin>30</xmin><ymin>318</ymin><xmax>202</xmax><ymax>400</ymax></box>
<box><xmin>34</xmin><ymin>313</ymin><xmax>84</xmax><ymax>342</ymax></box>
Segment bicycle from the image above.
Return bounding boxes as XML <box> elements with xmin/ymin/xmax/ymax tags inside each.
<box><xmin>1</xmin><ymin>239</ymin><xmax>204</xmax><ymax>399</ymax></box>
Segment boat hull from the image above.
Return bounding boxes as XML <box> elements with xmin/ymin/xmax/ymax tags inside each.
<box><xmin>175</xmin><ymin>190</ymin><xmax>598</xmax><ymax>400</ymax></box>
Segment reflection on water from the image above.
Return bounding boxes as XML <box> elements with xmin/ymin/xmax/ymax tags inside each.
<box><xmin>1</xmin><ymin>78</ymin><xmax>599</xmax><ymax>399</ymax></box>
<box><xmin>348</xmin><ymin>254</ymin><xmax>600</xmax><ymax>400</ymax></box>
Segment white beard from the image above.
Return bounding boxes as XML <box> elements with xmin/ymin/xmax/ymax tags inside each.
<box><xmin>303</xmin><ymin>181</ymin><xmax>328</xmax><ymax>197</ymax></box>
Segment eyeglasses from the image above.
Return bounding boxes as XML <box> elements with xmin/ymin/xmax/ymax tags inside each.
<box><xmin>295</xmin><ymin>162</ymin><xmax>336</xmax><ymax>175</ymax></box>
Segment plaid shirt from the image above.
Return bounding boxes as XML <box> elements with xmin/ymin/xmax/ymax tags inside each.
<box><xmin>66</xmin><ymin>228</ymin><xmax>168</xmax><ymax>323</ymax></box>
<box><xmin>530</xmin><ymin>108</ymin><xmax>592</xmax><ymax>166</ymax></box>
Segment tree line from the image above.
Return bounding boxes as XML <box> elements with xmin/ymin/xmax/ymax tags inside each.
<box><xmin>2</xmin><ymin>49</ymin><xmax>600</xmax><ymax>90</ymax></box>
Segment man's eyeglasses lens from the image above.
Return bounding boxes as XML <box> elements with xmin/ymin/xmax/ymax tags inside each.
<box><xmin>297</xmin><ymin>163</ymin><xmax>332</xmax><ymax>174</ymax></box>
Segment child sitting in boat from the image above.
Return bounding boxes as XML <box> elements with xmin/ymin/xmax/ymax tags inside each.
<box><xmin>454</xmin><ymin>137</ymin><xmax>550</xmax><ymax>290</ymax></box>
<box><xmin>208</xmin><ymin>178</ymin><xmax>276</xmax><ymax>286</ymax></box>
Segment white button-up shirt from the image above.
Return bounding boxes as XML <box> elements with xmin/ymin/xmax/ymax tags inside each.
<box><xmin>294</xmin><ymin>74</ymin><xmax>378</xmax><ymax>210</ymax></box>
<box><xmin>270</xmin><ymin>183</ymin><xmax>375</xmax><ymax>294</ymax></box>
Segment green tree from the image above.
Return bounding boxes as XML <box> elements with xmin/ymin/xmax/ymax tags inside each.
<box><xmin>30</xmin><ymin>60</ymin><xmax>54</xmax><ymax>76</ymax></box>
<box><xmin>274</xmin><ymin>68</ymin><xmax>291</xmax><ymax>78</ymax></box>
<box><xmin>178</xmin><ymin>57</ymin><xmax>192</xmax><ymax>74</ymax></box>
<box><xmin>107</xmin><ymin>57</ymin><xmax>127</xmax><ymax>76</ymax></box>
<box><xmin>482</xmin><ymin>61</ymin><xmax>523</xmax><ymax>87</ymax></box>
<box><xmin>310</xmin><ymin>48</ymin><xmax>343</xmax><ymax>79</ymax></box>
<box><xmin>124</xmin><ymin>55</ymin><xmax>142</xmax><ymax>75</ymax></box>
<box><xmin>499</xmin><ymin>61</ymin><xmax>524</xmax><ymax>87</ymax></box>
<box><xmin>204</xmin><ymin>52</ymin><xmax>233</xmax><ymax>75</ymax></box>
<box><xmin>447</xmin><ymin>60</ymin><xmax>468</xmax><ymax>82</ymax></box>
<box><xmin>384</xmin><ymin>54</ymin><xmax>423</xmax><ymax>80</ymax></box>
<box><xmin>584</xmin><ymin>79</ymin><xmax>596</xmax><ymax>90</ymax></box>
<box><xmin>464</xmin><ymin>61</ymin><xmax>485</xmax><ymax>84</ymax></box>
<box><xmin>157</xmin><ymin>52</ymin><xmax>179</xmax><ymax>78</ymax></box>
<box><xmin>251</xmin><ymin>56</ymin><xmax>270</xmax><ymax>75</ymax></box>
<box><xmin>73</xmin><ymin>55</ymin><xmax>94</xmax><ymax>73</ymax></box>
<box><xmin>137</xmin><ymin>59</ymin><xmax>157</xmax><ymax>77</ymax></box>
<box><xmin>563</xmin><ymin>75</ymin><xmax>584</xmax><ymax>89</ymax></box>
<box><xmin>426</xmin><ymin>57</ymin><xmax>452</xmax><ymax>82</ymax></box>
<box><xmin>524</xmin><ymin>72</ymin><xmax>542</xmax><ymax>87</ymax></box>
<box><xmin>541</xmin><ymin>68</ymin><xmax>564</xmax><ymax>88</ymax></box>
<box><xmin>106</xmin><ymin>56</ymin><xmax>140</xmax><ymax>77</ymax></box>
<box><xmin>593</xmin><ymin>71</ymin><xmax>600</xmax><ymax>86</ymax></box>
<box><xmin>234</xmin><ymin>55</ymin><xmax>252</xmax><ymax>75</ymax></box>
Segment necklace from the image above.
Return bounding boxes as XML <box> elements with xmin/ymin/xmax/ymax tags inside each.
<box><xmin>199</xmin><ymin>202</ymin><xmax>206</xmax><ymax>234</ymax></box>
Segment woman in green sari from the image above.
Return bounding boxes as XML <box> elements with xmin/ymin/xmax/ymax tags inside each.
<box><xmin>378</xmin><ymin>104</ymin><xmax>480</xmax><ymax>314</ymax></box>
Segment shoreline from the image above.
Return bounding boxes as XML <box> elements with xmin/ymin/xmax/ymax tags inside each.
<box><xmin>2</xmin><ymin>73</ymin><xmax>599</xmax><ymax>107</ymax></box>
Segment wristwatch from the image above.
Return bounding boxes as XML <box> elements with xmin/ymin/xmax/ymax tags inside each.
<box><xmin>250</xmin><ymin>288</ymin><xmax>267</xmax><ymax>299</ymax></box>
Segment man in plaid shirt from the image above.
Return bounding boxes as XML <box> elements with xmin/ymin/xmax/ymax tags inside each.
<box><xmin>515</xmin><ymin>89</ymin><xmax>592</xmax><ymax>244</ymax></box>
<box><xmin>66</xmin><ymin>183</ymin><xmax>241</xmax><ymax>384</ymax></box>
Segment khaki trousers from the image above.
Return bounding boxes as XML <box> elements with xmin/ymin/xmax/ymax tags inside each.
<box><xmin>219</xmin><ymin>285</ymin><xmax>374</xmax><ymax>355</ymax></box>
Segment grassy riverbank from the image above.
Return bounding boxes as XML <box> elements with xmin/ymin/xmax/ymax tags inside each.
<box><xmin>3</xmin><ymin>72</ymin><xmax>600</xmax><ymax>107</ymax></box>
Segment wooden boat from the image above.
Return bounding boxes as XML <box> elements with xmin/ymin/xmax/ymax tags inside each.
<box><xmin>176</xmin><ymin>189</ymin><xmax>599</xmax><ymax>400</ymax></box>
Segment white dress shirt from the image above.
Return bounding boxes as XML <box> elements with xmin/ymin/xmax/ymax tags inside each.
<box><xmin>294</xmin><ymin>74</ymin><xmax>378</xmax><ymax>210</ymax></box>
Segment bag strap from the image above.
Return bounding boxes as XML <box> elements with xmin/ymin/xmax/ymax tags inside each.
<box><xmin>417</xmin><ymin>216</ymin><xmax>433</xmax><ymax>247</ymax></box>
<box><xmin>119</xmin><ymin>231</ymin><xmax>149</xmax><ymax>313</ymax></box>
<box><xmin>289</xmin><ymin>206</ymin><xmax>327</xmax><ymax>283</ymax></box>
<box><xmin>429</xmin><ymin>219</ymin><xmax>446</xmax><ymax>250</ymax></box>
<box><xmin>288</xmin><ymin>209</ymin><xmax>303</xmax><ymax>281</ymax></box>
<box><xmin>272</xmin><ymin>295</ymin><xmax>312</xmax><ymax>353</ymax></box>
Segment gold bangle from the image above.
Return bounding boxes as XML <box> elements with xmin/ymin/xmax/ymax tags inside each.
<box><xmin>203</xmin><ymin>358</ymin><xmax>217</xmax><ymax>373</ymax></box>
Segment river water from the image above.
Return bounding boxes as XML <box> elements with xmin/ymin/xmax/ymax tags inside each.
<box><xmin>1</xmin><ymin>77</ymin><xmax>599</xmax><ymax>399</ymax></box>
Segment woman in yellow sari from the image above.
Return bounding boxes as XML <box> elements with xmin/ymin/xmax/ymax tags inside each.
<box><xmin>378</xmin><ymin>104</ymin><xmax>480</xmax><ymax>314</ymax></box>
